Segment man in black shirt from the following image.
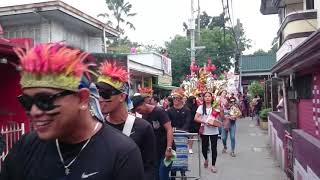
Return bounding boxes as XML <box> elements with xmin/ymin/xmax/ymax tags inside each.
<box><xmin>167</xmin><ymin>88</ymin><xmax>191</xmax><ymax>179</ymax></box>
<box><xmin>167</xmin><ymin>88</ymin><xmax>191</xmax><ymax>132</ymax></box>
<box><xmin>0</xmin><ymin>44</ymin><xmax>144</xmax><ymax>180</ymax></box>
<box><xmin>96</xmin><ymin>61</ymin><xmax>156</xmax><ymax>180</ymax></box>
<box><xmin>132</xmin><ymin>95</ymin><xmax>174</xmax><ymax>180</ymax></box>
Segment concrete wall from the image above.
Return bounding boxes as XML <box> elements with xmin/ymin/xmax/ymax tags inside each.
<box><xmin>282</xmin><ymin>19</ymin><xmax>317</xmax><ymax>39</ymax></box>
<box><xmin>286</xmin><ymin>3</ymin><xmax>304</xmax><ymax>15</ymax></box>
<box><xmin>268</xmin><ymin>112</ymin><xmax>290</xmax><ymax>170</ymax></box>
<box><xmin>293</xmin><ymin>129</ymin><xmax>320</xmax><ymax>179</ymax></box>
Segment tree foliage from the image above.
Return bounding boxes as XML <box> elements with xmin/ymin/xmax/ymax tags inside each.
<box><xmin>253</xmin><ymin>49</ymin><xmax>270</xmax><ymax>55</ymax></box>
<box><xmin>167</xmin><ymin>12</ymin><xmax>251</xmax><ymax>86</ymax></box>
<box><xmin>100</xmin><ymin>0</ymin><xmax>137</xmax><ymax>35</ymax></box>
<box><xmin>248</xmin><ymin>81</ymin><xmax>264</xmax><ymax>97</ymax></box>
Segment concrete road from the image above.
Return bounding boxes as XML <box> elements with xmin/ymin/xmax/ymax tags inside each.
<box><xmin>177</xmin><ymin>117</ymin><xmax>288</xmax><ymax>180</ymax></box>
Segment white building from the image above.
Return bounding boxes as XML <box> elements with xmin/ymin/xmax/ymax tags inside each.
<box><xmin>0</xmin><ymin>1</ymin><xmax>119</xmax><ymax>53</ymax></box>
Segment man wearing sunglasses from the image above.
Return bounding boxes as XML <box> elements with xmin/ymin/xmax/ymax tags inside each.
<box><xmin>0</xmin><ymin>43</ymin><xmax>144</xmax><ymax>180</ymax></box>
<box><xmin>96</xmin><ymin>62</ymin><xmax>156</xmax><ymax>180</ymax></box>
<box><xmin>167</xmin><ymin>88</ymin><xmax>191</xmax><ymax>180</ymax></box>
<box><xmin>131</xmin><ymin>94</ymin><xmax>175</xmax><ymax>180</ymax></box>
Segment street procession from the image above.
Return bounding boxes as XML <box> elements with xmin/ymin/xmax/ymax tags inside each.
<box><xmin>1</xmin><ymin>0</ymin><xmax>320</xmax><ymax>180</ymax></box>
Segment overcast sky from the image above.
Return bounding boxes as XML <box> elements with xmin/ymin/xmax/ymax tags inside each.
<box><xmin>1</xmin><ymin>0</ymin><xmax>279</xmax><ymax>54</ymax></box>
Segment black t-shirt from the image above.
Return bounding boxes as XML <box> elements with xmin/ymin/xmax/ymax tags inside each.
<box><xmin>0</xmin><ymin>123</ymin><xmax>144</xmax><ymax>180</ymax></box>
<box><xmin>167</xmin><ymin>106</ymin><xmax>191</xmax><ymax>131</ymax></box>
<box><xmin>106</xmin><ymin>117</ymin><xmax>156</xmax><ymax>180</ymax></box>
<box><xmin>142</xmin><ymin>106</ymin><xmax>170</xmax><ymax>157</ymax></box>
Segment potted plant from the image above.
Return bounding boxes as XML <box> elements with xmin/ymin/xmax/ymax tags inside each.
<box><xmin>259</xmin><ymin>108</ymin><xmax>272</xmax><ymax>130</ymax></box>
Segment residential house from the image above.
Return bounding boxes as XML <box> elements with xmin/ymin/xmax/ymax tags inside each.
<box><xmin>93</xmin><ymin>52</ymin><xmax>174</xmax><ymax>97</ymax></box>
<box><xmin>260</xmin><ymin>0</ymin><xmax>320</xmax><ymax>179</ymax></box>
<box><xmin>240</xmin><ymin>54</ymin><xmax>276</xmax><ymax>92</ymax></box>
<box><xmin>0</xmin><ymin>1</ymin><xmax>119</xmax><ymax>53</ymax></box>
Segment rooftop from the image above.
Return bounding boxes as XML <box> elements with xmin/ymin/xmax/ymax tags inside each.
<box><xmin>0</xmin><ymin>0</ymin><xmax>119</xmax><ymax>37</ymax></box>
<box><xmin>240</xmin><ymin>54</ymin><xmax>276</xmax><ymax>74</ymax></box>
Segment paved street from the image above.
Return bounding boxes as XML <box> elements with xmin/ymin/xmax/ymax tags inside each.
<box><xmin>182</xmin><ymin>117</ymin><xmax>288</xmax><ymax>180</ymax></box>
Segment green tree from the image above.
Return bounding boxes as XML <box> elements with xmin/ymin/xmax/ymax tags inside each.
<box><xmin>100</xmin><ymin>0</ymin><xmax>137</xmax><ymax>34</ymax></box>
<box><xmin>165</xmin><ymin>35</ymin><xmax>190</xmax><ymax>86</ymax></box>
<box><xmin>167</xmin><ymin>13</ymin><xmax>251</xmax><ymax>86</ymax></box>
<box><xmin>248</xmin><ymin>81</ymin><xmax>264</xmax><ymax>97</ymax></box>
<box><xmin>253</xmin><ymin>49</ymin><xmax>270</xmax><ymax>55</ymax></box>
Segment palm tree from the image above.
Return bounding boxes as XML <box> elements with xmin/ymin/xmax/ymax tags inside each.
<box><xmin>102</xmin><ymin>0</ymin><xmax>137</xmax><ymax>34</ymax></box>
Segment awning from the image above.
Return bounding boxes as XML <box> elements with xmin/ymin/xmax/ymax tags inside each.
<box><xmin>153</xmin><ymin>84</ymin><xmax>177</xmax><ymax>90</ymax></box>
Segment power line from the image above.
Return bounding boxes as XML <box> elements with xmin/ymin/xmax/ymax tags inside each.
<box><xmin>223</xmin><ymin>0</ymin><xmax>239</xmax><ymax>51</ymax></box>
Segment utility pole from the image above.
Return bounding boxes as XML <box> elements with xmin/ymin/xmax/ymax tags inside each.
<box><xmin>197</xmin><ymin>0</ymin><xmax>201</xmax><ymax>43</ymax></box>
<box><xmin>234</xmin><ymin>19</ymin><xmax>241</xmax><ymax>74</ymax></box>
<box><xmin>190</xmin><ymin>0</ymin><xmax>195</xmax><ymax>64</ymax></box>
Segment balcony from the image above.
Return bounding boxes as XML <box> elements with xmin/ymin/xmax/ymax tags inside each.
<box><xmin>277</xmin><ymin>10</ymin><xmax>317</xmax><ymax>61</ymax></box>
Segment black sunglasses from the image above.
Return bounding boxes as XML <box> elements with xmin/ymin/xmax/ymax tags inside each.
<box><xmin>173</xmin><ymin>96</ymin><xmax>183</xmax><ymax>100</ymax></box>
<box><xmin>17</xmin><ymin>90</ymin><xmax>75</xmax><ymax>112</ymax></box>
<box><xmin>99</xmin><ymin>90</ymin><xmax>122</xmax><ymax>100</ymax></box>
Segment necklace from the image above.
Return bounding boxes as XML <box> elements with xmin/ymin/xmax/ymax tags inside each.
<box><xmin>56</xmin><ymin>121</ymin><xmax>99</xmax><ymax>175</ymax></box>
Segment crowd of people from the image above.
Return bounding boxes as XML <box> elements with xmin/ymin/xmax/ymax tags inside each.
<box><xmin>0</xmin><ymin>43</ymin><xmax>263</xmax><ymax>180</ymax></box>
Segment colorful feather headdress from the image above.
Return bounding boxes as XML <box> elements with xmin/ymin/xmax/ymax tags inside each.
<box><xmin>138</xmin><ymin>87</ymin><xmax>153</xmax><ymax>97</ymax></box>
<box><xmin>97</xmin><ymin>61</ymin><xmax>129</xmax><ymax>93</ymax></box>
<box><xmin>14</xmin><ymin>43</ymin><xmax>90</xmax><ymax>91</ymax></box>
<box><xmin>171</xmin><ymin>87</ymin><xmax>185</xmax><ymax>98</ymax></box>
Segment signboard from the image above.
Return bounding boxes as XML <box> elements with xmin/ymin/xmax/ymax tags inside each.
<box><xmin>158</xmin><ymin>75</ymin><xmax>172</xmax><ymax>86</ymax></box>
<box><xmin>162</xmin><ymin>56</ymin><xmax>172</xmax><ymax>75</ymax></box>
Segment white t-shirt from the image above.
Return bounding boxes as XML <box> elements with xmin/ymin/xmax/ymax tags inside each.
<box><xmin>196</xmin><ymin>105</ymin><xmax>219</xmax><ymax>135</ymax></box>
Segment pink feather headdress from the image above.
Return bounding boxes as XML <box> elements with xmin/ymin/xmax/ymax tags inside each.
<box><xmin>97</xmin><ymin>61</ymin><xmax>129</xmax><ymax>90</ymax></box>
<box><xmin>14</xmin><ymin>43</ymin><xmax>90</xmax><ymax>91</ymax></box>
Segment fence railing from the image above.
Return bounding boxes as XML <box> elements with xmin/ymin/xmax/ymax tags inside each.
<box><xmin>0</xmin><ymin>122</ymin><xmax>25</xmax><ymax>172</ymax></box>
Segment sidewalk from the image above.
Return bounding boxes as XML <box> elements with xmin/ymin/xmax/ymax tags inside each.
<box><xmin>184</xmin><ymin>117</ymin><xmax>288</xmax><ymax>180</ymax></box>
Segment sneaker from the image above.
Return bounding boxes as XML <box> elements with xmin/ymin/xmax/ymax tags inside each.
<box><xmin>222</xmin><ymin>148</ymin><xmax>227</xmax><ymax>153</ymax></box>
<box><xmin>211</xmin><ymin>166</ymin><xmax>217</xmax><ymax>173</ymax></box>
<box><xmin>230</xmin><ymin>152</ymin><xmax>236</xmax><ymax>157</ymax></box>
<box><xmin>189</xmin><ymin>149</ymin><xmax>194</xmax><ymax>154</ymax></box>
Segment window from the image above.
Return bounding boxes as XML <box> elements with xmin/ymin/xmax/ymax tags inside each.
<box><xmin>295</xmin><ymin>74</ymin><xmax>312</xmax><ymax>99</ymax></box>
<box><xmin>306</xmin><ymin>0</ymin><xmax>314</xmax><ymax>9</ymax></box>
<box><xmin>4</xmin><ymin>25</ymin><xmax>40</xmax><ymax>44</ymax></box>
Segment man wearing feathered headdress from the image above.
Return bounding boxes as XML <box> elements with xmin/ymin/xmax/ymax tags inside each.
<box><xmin>96</xmin><ymin>61</ymin><xmax>156</xmax><ymax>180</ymax></box>
<box><xmin>167</xmin><ymin>87</ymin><xmax>191</xmax><ymax>178</ymax></box>
<box><xmin>138</xmin><ymin>87</ymin><xmax>154</xmax><ymax>104</ymax></box>
<box><xmin>0</xmin><ymin>43</ymin><xmax>144</xmax><ymax>179</ymax></box>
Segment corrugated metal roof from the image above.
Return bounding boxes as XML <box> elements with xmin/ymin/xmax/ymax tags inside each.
<box><xmin>240</xmin><ymin>54</ymin><xmax>276</xmax><ymax>73</ymax></box>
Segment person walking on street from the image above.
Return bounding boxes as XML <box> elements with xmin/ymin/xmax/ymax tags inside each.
<box><xmin>131</xmin><ymin>95</ymin><xmax>175</xmax><ymax>180</ymax></box>
<box><xmin>185</xmin><ymin>96</ymin><xmax>199</xmax><ymax>154</ymax></box>
<box><xmin>0</xmin><ymin>43</ymin><xmax>144</xmax><ymax>180</ymax></box>
<box><xmin>194</xmin><ymin>92</ymin><xmax>222</xmax><ymax>173</ymax></box>
<box><xmin>167</xmin><ymin>88</ymin><xmax>191</xmax><ymax>132</ymax></box>
<box><xmin>221</xmin><ymin>99</ymin><xmax>238</xmax><ymax>157</ymax></box>
<box><xmin>167</xmin><ymin>88</ymin><xmax>191</xmax><ymax>179</ymax></box>
<box><xmin>96</xmin><ymin>61</ymin><xmax>157</xmax><ymax>180</ymax></box>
